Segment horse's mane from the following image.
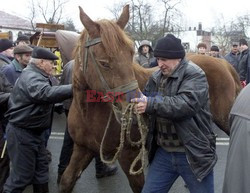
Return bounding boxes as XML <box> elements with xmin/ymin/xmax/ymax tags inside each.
<box><xmin>73</xmin><ymin>19</ymin><xmax>134</xmax><ymax>59</ymax></box>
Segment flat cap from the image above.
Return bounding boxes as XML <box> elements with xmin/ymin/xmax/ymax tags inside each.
<box><xmin>32</xmin><ymin>47</ymin><xmax>58</xmax><ymax>60</ymax></box>
<box><xmin>0</xmin><ymin>39</ymin><xmax>14</xmax><ymax>52</ymax></box>
<box><xmin>14</xmin><ymin>44</ymin><xmax>33</xmax><ymax>54</ymax></box>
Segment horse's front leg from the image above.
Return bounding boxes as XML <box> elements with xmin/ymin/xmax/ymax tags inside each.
<box><xmin>118</xmin><ymin>146</ymin><xmax>145</xmax><ymax>193</ymax></box>
<box><xmin>59</xmin><ymin>144</ymin><xmax>94</xmax><ymax>193</ymax></box>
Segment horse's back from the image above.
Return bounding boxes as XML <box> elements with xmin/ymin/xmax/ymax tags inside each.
<box><xmin>187</xmin><ymin>54</ymin><xmax>241</xmax><ymax>135</ymax></box>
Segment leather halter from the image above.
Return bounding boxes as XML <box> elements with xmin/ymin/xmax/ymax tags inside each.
<box><xmin>81</xmin><ymin>35</ymin><xmax>139</xmax><ymax>98</ymax></box>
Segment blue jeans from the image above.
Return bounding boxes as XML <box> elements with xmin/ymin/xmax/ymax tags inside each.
<box><xmin>142</xmin><ymin>147</ymin><xmax>214</xmax><ymax>193</ymax></box>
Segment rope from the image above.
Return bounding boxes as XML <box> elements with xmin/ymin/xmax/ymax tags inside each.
<box><xmin>100</xmin><ymin>103</ymin><xmax>148</xmax><ymax>175</ymax></box>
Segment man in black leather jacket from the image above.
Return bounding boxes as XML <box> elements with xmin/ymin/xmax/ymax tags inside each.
<box><xmin>3</xmin><ymin>47</ymin><xmax>73</xmax><ymax>193</ymax></box>
<box><xmin>132</xmin><ymin>34</ymin><xmax>217</xmax><ymax>193</ymax></box>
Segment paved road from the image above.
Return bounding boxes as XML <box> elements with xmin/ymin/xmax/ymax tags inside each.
<box><xmin>23</xmin><ymin>112</ymin><xmax>229</xmax><ymax>193</ymax></box>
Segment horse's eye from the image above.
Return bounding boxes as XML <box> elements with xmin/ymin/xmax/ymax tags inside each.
<box><xmin>98</xmin><ymin>60</ymin><xmax>110</xmax><ymax>69</ymax></box>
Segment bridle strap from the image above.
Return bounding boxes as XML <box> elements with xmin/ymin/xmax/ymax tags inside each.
<box><xmin>85</xmin><ymin>37</ymin><xmax>101</xmax><ymax>48</ymax></box>
<box><xmin>82</xmin><ymin>34</ymin><xmax>139</xmax><ymax>96</ymax></box>
<box><xmin>106</xmin><ymin>80</ymin><xmax>139</xmax><ymax>94</ymax></box>
<box><xmin>89</xmin><ymin>46</ymin><xmax>110</xmax><ymax>91</ymax></box>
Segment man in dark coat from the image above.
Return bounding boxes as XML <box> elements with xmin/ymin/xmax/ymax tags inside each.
<box><xmin>131</xmin><ymin>34</ymin><xmax>217</xmax><ymax>193</ymax></box>
<box><xmin>0</xmin><ymin>72</ymin><xmax>12</xmax><ymax>193</ymax></box>
<box><xmin>222</xmin><ymin>84</ymin><xmax>250</xmax><ymax>193</ymax></box>
<box><xmin>0</xmin><ymin>39</ymin><xmax>14</xmax><ymax>69</ymax></box>
<box><xmin>2</xmin><ymin>44</ymin><xmax>33</xmax><ymax>85</ymax></box>
<box><xmin>3</xmin><ymin>47</ymin><xmax>73</xmax><ymax>193</ymax></box>
<box><xmin>224</xmin><ymin>43</ymin><xmax>240</xmax><ymax>73</ymax></box>
<box><xmin>238</xmin><ymin>38</ymin><xmax>250</xmax><ymax>86</ymax></box>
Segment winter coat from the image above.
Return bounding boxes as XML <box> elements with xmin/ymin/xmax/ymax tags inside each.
<box><xmin>1</xmin><ymin>59</ymin><xmax>25</xmax><ymax>85</ymax></box>
<box><xmin>239</xmin><ymin>48</ymin><xmax>250</xmax><ymax>84</ymax></box>
<box><xmin>135</xmin><ymin>40</ymin><xmax>155</xmax><ymax>68</ymax></box>
<box><xmin>144</xmin><ymin>58</ymin><xmax>217</xmax><ymax>181</ymax></box>
<box><xmin>5</xmin><ymin>63</ymin><xmax>72</xmax><ymax>133</ymax></box>
<box><xmin>224</xmin><ymin>52</ymin><xmax>240</xmax><ymax>73</ymax></box>
<box><xmin>222</xmin><ymin>84</ymin><xmax>250</xmax><ymax>193</ymax></box>
<box><xmin>0</xmin><ymin>54</ymin><xmax>12</xmax><ymax>69</ymax></box>
<box><xmin>60</xmin><ymin>60</ymin><xmax>74</xmax><ymax>110</ymax></box>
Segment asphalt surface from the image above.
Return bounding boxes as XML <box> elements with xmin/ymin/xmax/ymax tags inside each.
<box><xmin>22</xmin><ymin>112</ymin><xmax>229</xmax><ymax>193</ymax></box>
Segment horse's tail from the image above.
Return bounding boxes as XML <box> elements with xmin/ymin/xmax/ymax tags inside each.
<box><xmin>224</xmin><ymin>60</ymin><xmax>242</xmax><ymax>97</ymax></box>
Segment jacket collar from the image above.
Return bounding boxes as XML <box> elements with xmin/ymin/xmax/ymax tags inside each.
<box><xmin>12</xmin><ymin>59</ymin><xmax>25</xmax><ymax>72</ymax></box>
<box><xmin>27</xmin><ymin>62</ymin><xmax>50</xmax><ymax>78</ymax></box>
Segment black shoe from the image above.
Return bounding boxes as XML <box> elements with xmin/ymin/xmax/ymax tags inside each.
<box><xmin>95</xmin><ymin>164</ymin><xmax>118</xmax><ymax>179</ymax></box>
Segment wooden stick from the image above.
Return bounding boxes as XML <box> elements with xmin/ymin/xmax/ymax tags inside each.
<box><xmin>1</xmin><ymin>140</ymin><xmax>7</xmax><ymax>159</ymax></box>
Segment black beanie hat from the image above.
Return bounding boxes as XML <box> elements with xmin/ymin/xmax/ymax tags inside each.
<box><xmin>210</xmin><ymin>45</ymin><xmax>219</xmax><ymax>52</ymax></box>
<box><xmin>154</xmin><ymin>34</ymin><xmax>185</xmax><ymax>59</ymax></box>
<box><xmin>0</xmin><ymin>39</ymin><xmax>14</xmax><ymax>52</ymax></box>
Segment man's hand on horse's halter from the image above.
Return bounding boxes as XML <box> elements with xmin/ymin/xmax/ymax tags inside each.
<box><xmin>131</xmin><ymin>93</ymin><xmax>148</xmax><ymax>114</ymax></box>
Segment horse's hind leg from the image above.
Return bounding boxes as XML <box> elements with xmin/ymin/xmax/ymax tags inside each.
<box><xmin>59</xmin><ymin>144</ymin><xmax>93</xmax><ymax>193</ymax></box>
<box><xmin>118</xmin><ymin>147</ymin><xmax>145</xmax><ymax>193</ymax></box>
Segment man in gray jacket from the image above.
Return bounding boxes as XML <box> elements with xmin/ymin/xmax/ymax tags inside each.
<box><xmin>222</xmin><ymin>84</ymin><xmax>250</xmax><ymax>193</ymax></box>
<box><xmin>3</xmin><ymin>47</ymin><xmax>72</xmax><ymax>193</ymax></box>
<box><xmin>132</xmin><ymin>34</ymin><xmax>217</xmax><ymax>193</ymax></box>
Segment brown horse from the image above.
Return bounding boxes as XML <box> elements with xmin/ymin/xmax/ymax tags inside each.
<box><xmin>59</xmin><ymin>5</ymin><xmax>241</xmax><ymax>193</ymax></box>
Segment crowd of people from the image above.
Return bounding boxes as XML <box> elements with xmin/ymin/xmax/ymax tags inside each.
<box><xmin>0</xmin><ymin>33</ymin><xmax>250</xmax><ymax>193</ymax></box>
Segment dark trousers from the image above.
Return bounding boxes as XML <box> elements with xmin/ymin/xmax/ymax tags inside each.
<box><xmin>58</xmin><ymin>110</ymin><xmax>104</xmax><ymax>175</ymax></box>
<box><xmin>58</xmin><ymin>110</ymin><xmax>73</xmax><ymax>175</ymax></box>
<box><xmin>3</xmin><ymin>124</ymin><xmax>48</xmax><ymax>193</ymax></box>
<box><xmin>0</xmin><ymin>126</ymin><xmax>9</xmax><ymax>193</ymax></box>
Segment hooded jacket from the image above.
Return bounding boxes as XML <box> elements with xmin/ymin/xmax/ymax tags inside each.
<box><xmin>135</xmin><ymin>40</ymin><xmax>155</xmax><ymax>68</ymax></box>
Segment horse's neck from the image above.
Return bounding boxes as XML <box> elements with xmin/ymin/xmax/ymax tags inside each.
<box><xmin>132</xmin><ymin>63</ymin><xmax>157</xmax><ymax>90</ymax></box>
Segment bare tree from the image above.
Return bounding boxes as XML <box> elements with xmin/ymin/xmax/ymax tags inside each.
<box><xmin>26</xmin><ymin>0</ymin><xmax>37</xmax><ymax>31</ymax></box>
<box><xmin>108</xmin><ymin>0</ymin><xmax>183</xmax><ymax>46</ymax></box>
<box><xmin>63</xmin><ymin>18</ymin><xmax>77</xmax><ymax>32</ymax></box>
<box><xmin>157</xmin><ymin>0</ymin><xmax>183</xmax><ymax>37</ymax></box>
<box><xmin>37</xmin><ymin>0</ymin><xmax>68</xmax><ymax>24</ymax></box>
<box><xmin>26</xmin><ymin>0</ymin><xmax>69</xmax><ymax>28</ymax></box>
<box><xmin>212</xmin><ymin>13</ymin><xmax>250</xmax><ymax>55</ymax></box>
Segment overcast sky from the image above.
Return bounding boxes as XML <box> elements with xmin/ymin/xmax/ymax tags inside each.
<box><xmin>1</xmin><ymin>0</ymin><xmax>250</xmax><ymax>31</ymax></box>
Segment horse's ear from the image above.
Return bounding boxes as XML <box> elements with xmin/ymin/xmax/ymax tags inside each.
<box><xmin>79</xmin><ymin>6</ymin><xmax>100</xmax><ymax>37</ymax></box>
<box><xmin>116</xmin><ymin>4</ymin><xmax>129</xmax><ymax>29</ymax></box>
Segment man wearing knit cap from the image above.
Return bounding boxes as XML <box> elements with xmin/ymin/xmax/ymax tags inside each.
<box><xmin>0</xmin><ymin>39</ymin><xmax>14</xmax><ymax>69</ymax></box>
<box><xmin>3</xmin><ymin>47</ymin><xmax>73</xmax><ymax>193</ymax></box>
<box><xmin>210</xmin><ymin>45</ymin><xmax>223</xmax><ymax>58</ymax></box>
<box><xmin>238</xmin><ymin>38</ymin><xmax>250</xmax><ymax>86</ymax></box>
<box><xmin>131</xmin><ymin>34</ymin><xmax>217</xmax><ymax>193</ymax></box>
<box><xmin>2</xmin><ymin>44</ymin><xmax>33</xmax><ymax>85</ymax></box>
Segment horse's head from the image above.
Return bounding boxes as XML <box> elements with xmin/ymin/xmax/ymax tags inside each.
<box><xmin>76</xmin><ymin>5</ymin><xmax>140</xmax><ymax>110</ymax></box>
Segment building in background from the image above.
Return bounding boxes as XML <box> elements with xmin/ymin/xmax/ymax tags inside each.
<box><xmin>0</xmin><ymin>10</ymin><xmax>34</xmax><ymax>41</ymax></box>
<box><xmin>170</xmin><ymin>22</ymin><xmax>212</xmax><ymax>53</ymax></box>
